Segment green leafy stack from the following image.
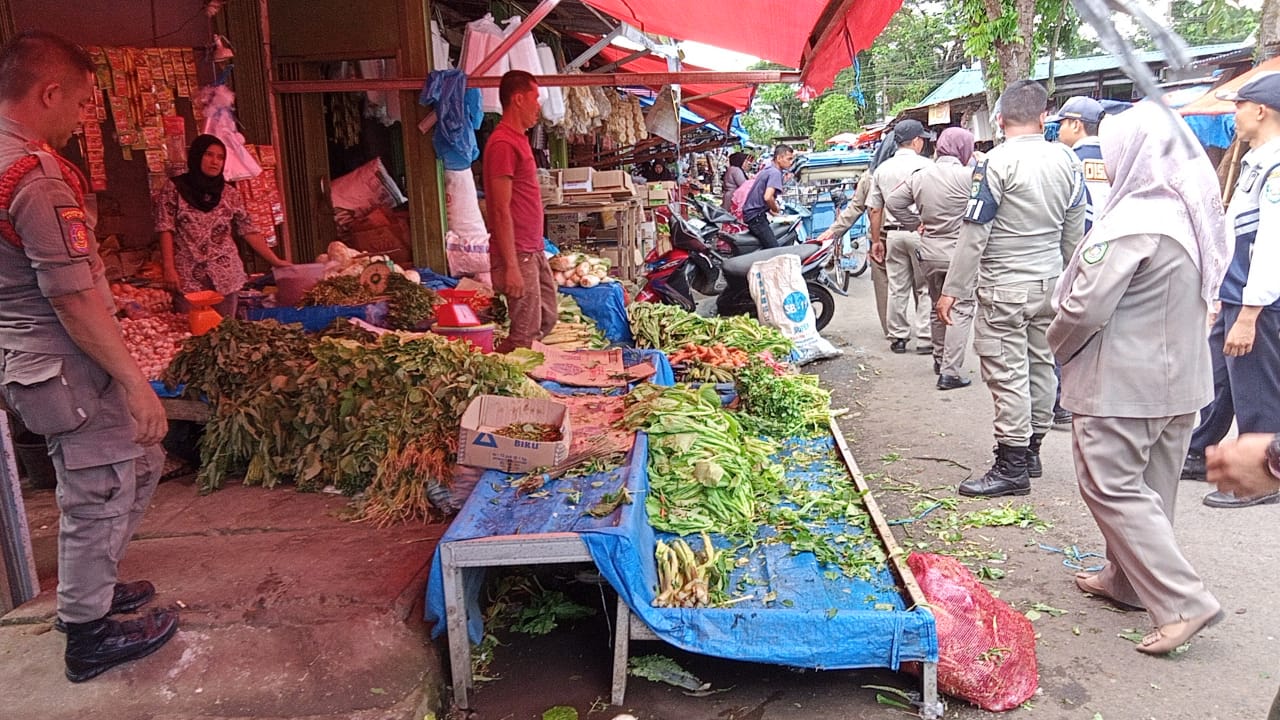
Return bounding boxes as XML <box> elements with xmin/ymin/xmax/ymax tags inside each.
<box><xmin>628</xmin><ymin>303</ymin><xmax>793</xmax><ymax>357</ymax></box>
<box><xmin>735</xmin><ymin>362</ymin><xmax>832</xmax><ymax>438</ymax></box>
<box><xmin>165</xmin><ymin>319</ymin><xmax>545</xmax><ymax>524</ymax></box>
<box><xmin>620</xmin><ymin>384</ymin><xmax>783</xmax><ymax>536</ymax></box>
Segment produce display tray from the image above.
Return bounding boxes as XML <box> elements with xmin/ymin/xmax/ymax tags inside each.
<box><xmin>425</xmin><ymin>423</ymin><xmax>939</xmax><ymax>712</ymax></box>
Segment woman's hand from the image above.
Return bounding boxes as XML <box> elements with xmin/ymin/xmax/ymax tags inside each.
<box><xmin>162</xmin><ymin>268</ymin><xmax>181</xmax><ymax>292</ymax></box>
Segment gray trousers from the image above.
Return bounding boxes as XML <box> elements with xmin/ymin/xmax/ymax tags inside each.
<box><xmin>872</xmin><ymin>259</ymin><xmax>889</xmax><ymax>338</ymax></box>
<box><xmin>920</xmin><ymin>256</ymin><xmax>973</xmax><ymax>376</ymax></box>
<box><xmin>1</xmin><ymin>351</ymin><xmax>160</xmax><ymax>622</ymax></box>
<box><xmin>1072</xmin><ymin>413</ymin><xmax>1219</xmax><ymax>626</ymax></box>
<box><xmin>972</xmin><ymin>279</ymin><xmax>1058</xmax><ymax>445</ymax></box>
<box><xmin>884</xmin><ymin>230</ymin><xmax>930</xmax><ymax>345</ymax></box>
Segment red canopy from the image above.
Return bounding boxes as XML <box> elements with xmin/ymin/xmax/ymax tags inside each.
<box><xmin>587</xmin><ymin>43</ymin><xmax>757</xmax><ymax>129</ymax></box>
<box><xmin>581</xmin><ymin>0</ymin><xmax>902</xmax><ymax>94</ymax></box>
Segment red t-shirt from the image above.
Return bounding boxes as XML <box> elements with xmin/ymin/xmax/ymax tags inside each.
<box><xmin>482</xmin><ymin>123</ymin><xmax>544</xmax><ymax>254</ymax></box>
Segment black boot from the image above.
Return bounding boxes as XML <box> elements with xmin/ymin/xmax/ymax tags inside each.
<box><xmin>1026</xmin><ymin>433</ymin><xmax>1045</xmax><ymax>478</ymax></box>
<box><xmin>959</xmin><ymin>444</ymin><xmax>1031</xmax><ymax>497</ymax></box>
<box><xmin>54</xmin><ymin>581</ymin><xmax>156</xmax><ymax>633</ymax></box>
<box><xmin>1181</xmin><ymin>450</ymin><xmax>1206</xmax><ymax>481</ymax></box>
<box><xmin>64</xmin><ymin>608</ymin><xmax>179</xmax><ymax>682</ymax></box>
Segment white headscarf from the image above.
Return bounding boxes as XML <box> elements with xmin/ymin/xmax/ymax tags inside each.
<box><xmin>1057</xmin><ymin>100</ymin><xmax>1228</xmax><ymax>306</ymax></box>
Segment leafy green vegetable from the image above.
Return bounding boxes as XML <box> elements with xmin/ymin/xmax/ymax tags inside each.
<box><xmin>619</xmin><ymin>384</ymin><xmax>784</xmax><ymax>536</ymax></box>
<box><xmin>735</xmin><ymin>362</ymin><xmax>831</xmax><ymax>437</ymax></box>
<box><xmin>510</xmin><ymin>589</ymin><xmax>595</xmax><ymax>635</ymax></box>
<box><xmin>629</xmin><ymin>303</ymin><xmax>793</xmax><ymax>356</ymax></box>
<box><xmin>627</xmin><ymin>654</ymin><xmax>707</xmax><ymax>691</ymax></box>
<box><xmin>541</xmin><ymin>707</ymin><xmax>578</xmax><ymax>720</ymax></box>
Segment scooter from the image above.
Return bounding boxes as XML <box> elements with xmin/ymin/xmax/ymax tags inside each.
<box><xmin>689</xmin><ymin>198</ymin><xmax>809</xmax><ymax>256</ymax></box>
<box><xmin>635</xmin><ymin>210</ymin><xmax>844</xmax><ymax>331</ymax></box>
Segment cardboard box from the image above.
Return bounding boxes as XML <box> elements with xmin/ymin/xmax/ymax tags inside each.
<box><xmin>562</xmin><ymin>166</ymin><xmax>594</xmax><ymax>193</ymax></box>
<box><xmin>593</xmin><ymin>170</ymin><xmax>635</xmax><ymax>196</ymax></box>
<box><xmin>457</xmin><ymin>396</ymin><xmax>573</xmax><ymax>473</ymax></box>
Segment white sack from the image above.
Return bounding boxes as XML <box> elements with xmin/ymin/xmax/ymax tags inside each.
<box><xmin>748</xmin><ymin>253</ymin><xmax>842</xmax><ymax>365</ymax></box>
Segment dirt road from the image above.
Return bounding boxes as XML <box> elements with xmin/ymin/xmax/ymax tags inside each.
<box><xmin>469</xmin><ymin>276</ymin><xmax>1279</xmax><ymax>720</ymax></box>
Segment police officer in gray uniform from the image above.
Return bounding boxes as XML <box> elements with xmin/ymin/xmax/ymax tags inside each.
<box><xmin>885</xmin><ymin>126</ymin><xmax>977</xmax><ymax>388</ymax></box>
<box><xmin>1049</xmin><ymin>101</ymin><xmax>1226</xmax><ymax>655</ymax></box>
<box><xmin>938</xmin><ymin>80</ymin><xmax>1086</xmax><ymax>497</ymax></box>
<box><xmin>869</xmin><ymin>120</ymin><xmax>935</xmax><ymax>354</ymax></box>
<box><xmin>0</xmin><ymin>31</ymin><xmax>177</xmax><ymax>682</ymax></box>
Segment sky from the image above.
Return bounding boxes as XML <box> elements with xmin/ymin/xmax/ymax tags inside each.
<box><xmin>680</xmin><ymin>41</ymin><xmax>760</xmax><ymax>71</ymax></box>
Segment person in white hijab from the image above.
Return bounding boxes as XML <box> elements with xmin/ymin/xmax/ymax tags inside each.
<box><xmin>1047</xmin><ymin>100</ymin><xmax>1229</xmax><ymax>655</ymax></box>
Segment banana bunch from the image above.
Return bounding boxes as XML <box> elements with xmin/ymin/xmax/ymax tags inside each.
<box><xmin>653</xmin><ymin>532</ymin><xmax>724</xmax><ymax>608</ymax></box>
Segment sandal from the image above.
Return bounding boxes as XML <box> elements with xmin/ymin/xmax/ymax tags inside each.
<box><xmin>1074</xmin><ymin>572</ymin><xmax>1145</xmax><ymax>612</ymax></box>
<box><xmin>1135</xmin><ymin>608</ymin><xmax>1225</xmax><ymax>655</ymax></box>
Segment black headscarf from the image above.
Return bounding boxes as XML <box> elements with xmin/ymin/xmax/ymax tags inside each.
<box><xmin>728</xmin><ymin>152</ymin><xmax>748</xmax><ymax>169</ymax></box>
<box><xmin>172</xmin><ymin>134</ymin><xmax>226</xmax><ymax>213</ymax></box>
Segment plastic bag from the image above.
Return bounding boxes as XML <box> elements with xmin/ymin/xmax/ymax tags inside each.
<box><xmin>460</xmin><ymin>14</ymin><xmax>507</xmax><ymax>114</ymax></box>
<box><xmin>906</xmin><ymin>552</ymin><xmax>1039</xmax><ymax>712</ymax></box>
<box><xmin>748</xmin><ymin>253</ymin><xmax>841</xmax><ymax>365</ymax></box>
<box><xmin>330</xmin><ymin>158</ymin><xmax>407</xmax><ymax>229</ymax></box>
<box><xmin>731</xmin><ymin>173</ymin><xmax>758</xmax><ymax>220</ymax></box>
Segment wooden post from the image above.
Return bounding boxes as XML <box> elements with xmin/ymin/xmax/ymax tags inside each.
<box><xmin>0</xmin><ymin>411</ymin><xmax>38</xmax><ymax>613</ymax></box>
<box><xmin>401</xmin><ymin>0</ymin><xmax>446</xmax><ymax>271</ymax></box>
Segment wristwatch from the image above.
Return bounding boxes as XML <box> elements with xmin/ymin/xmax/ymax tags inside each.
<box><xmin>1268</xmin><ymin>434</ymin><xmax>1280</xmax><ymax>481</ymax></box>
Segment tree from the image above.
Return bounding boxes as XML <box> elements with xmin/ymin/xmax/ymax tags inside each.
<box><xmin>811</xmin><ymin>94</ymin><xmax>860</xmax><ymax>145</ymax></box>
<box><xmin>1263</xmin><ymin>0</ymin><xmax>1280</xmax><ymax>48</ymax></box>
<box><xmin>1170</xmin><ymin>0</ymin><xmax>1259</xmax><ymax>44</ymax></box>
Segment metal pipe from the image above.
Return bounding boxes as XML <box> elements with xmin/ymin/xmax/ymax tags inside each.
<box><xmin>277</xmin><ymin>70</ymin><xmax>802</xmax><ymax>94</ymax></box>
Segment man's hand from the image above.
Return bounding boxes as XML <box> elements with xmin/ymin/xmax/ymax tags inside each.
<box><xmin>495</xmin><ymin>263</ymin><xmax>525</xmax><ymax>299</ymax></box>
<box><xmin>937</xmin><ymin>295</ymin><xmax>957</xmax><ymax>326</ymax></box>
<box><xmin>870</xmin><ymin>239</ymin><xmax>886</xmax><ymax>265</ymax></box>
<box><xmin>1206</xmin><ymin>434</ymin><xmax>1279</xmax><ymax>499</ymax></box>
<box><xmin>816</xmin><ymin>228</ymin><xmax>835</xmax><ymax>244</ymax></box>
<box><xmin>125</xmin><ymin>381</ymin><xmax>168</xmax><ymax>446</ymax></box>
<box><xmin>1224</xmin><ymin>316</ymin><xmax>1256</xmax><ymax>356</ymax></box>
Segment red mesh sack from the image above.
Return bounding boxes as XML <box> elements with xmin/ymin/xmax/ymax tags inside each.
<box><xmin>907</xmin><ymin>552</ymin><xmax>1038</xmax><ymax>711</ymax></box>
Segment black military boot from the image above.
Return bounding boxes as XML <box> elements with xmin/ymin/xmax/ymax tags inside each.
<box><xmin>64</xmin><ymin>608</ymin><xmax>179</xmax><ymax>682</ymax></box>
<box><xmin>959</xmin><ymin>444</ymin><xmax>1031</xmax><ymax>497</ymax></box>
<box><xmin>54</xmin><ymin>581</ymin><xmax>156</xmax><ymax>633</ymax></box>
<box><xmin>1026</xmin><ymin>433</ymin><xmax>1045</xmax><ymax>478</ymax></box>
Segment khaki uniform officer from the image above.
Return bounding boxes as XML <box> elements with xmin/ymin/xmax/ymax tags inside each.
<box><xmin>1049</xmin><ymin>100</ymin><xmax>1226</xmax><ymax>655</ymax></box>
<box><xmin>0</xmin><ymin>31</ymin><xmax>176</xmax><ymax>682</ymax></box>
<box><xmin>817</xmin><ymin>171</ymin><xmax>890</xmax><ymax>335</ymax></box>
<box><xmin>939</xmin><ymin>80</ymin><xmax>1086</xmax><ymax>497</ymax></box>
<box><xmin>885</xmin><ymin>126</ymin><xmax>978</xmax><ymax>389</ymax></box>
<box><xmin>868</xmin><ymin>119</ymin><xmax>935</xmax><ymax>355</ymax></box>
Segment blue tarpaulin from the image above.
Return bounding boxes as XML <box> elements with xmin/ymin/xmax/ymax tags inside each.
<box><xmin>1183</xmin><ymin>113</ymin><xmax>1236</xmax><ymax>150</ymax></box>
<box><xmin>424</xmin><ymin>434</ymin><xmax>938</xmax><ymax>670</ymax></box>
<box><xmin>559</xmin><ymin>283</ymin><xmax>633</xmax><ymax>345</ymax></box>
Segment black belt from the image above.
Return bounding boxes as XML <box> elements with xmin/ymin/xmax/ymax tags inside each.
<box><xmin>882</xmin><ymin>225</ymin><xmax>904</xmax><ymax>231</ymax></box>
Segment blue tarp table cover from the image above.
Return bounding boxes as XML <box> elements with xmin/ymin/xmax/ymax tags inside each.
<box><xmin>425</xmin><ymin>434</ymin><xmax>938</xmax><ymax>670</ymax></box>
<box><xmin>559</xmin><ymin>283</ymin><xmax>633</xmax><ymax>345</ymax></box>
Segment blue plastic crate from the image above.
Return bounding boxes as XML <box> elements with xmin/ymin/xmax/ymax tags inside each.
<box><xmin>246</xmin><ymin>302</ymin><xmax>388</xmax><ymax>332</ymax></box>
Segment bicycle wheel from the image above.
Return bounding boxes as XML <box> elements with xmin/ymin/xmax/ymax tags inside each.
<box><xmin>844</xmin><ymin>233</ymin><xmax>871</xmax><ymax>279</ymax></box>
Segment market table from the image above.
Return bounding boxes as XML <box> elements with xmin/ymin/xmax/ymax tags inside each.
<box><xmin>425</xmin><ymin>423</ymin><xmax>943</xmax><ymax>716</ymax></box>
<box><xmin>545</xmin><ymin>198</ymin><xmax>646</xmax><ymax>280</ymax></box>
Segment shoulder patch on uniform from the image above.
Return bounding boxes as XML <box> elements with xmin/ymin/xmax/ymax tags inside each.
<box><xmin>1264</xmin><ymin>169</ymin><xmax>1280</xmax><ymax>203</ymax></box>
<box><xmin>1082</xmin><ymin>158</ymin><xmax>1108</xmax><ymax>183</ymax></box>
<box><xmin>962</xmin><ymin>159</ymin><xmax>999</xmax><ymax>224</ymax></box>
<box><xmin>55</xmin><ymin>206</ymin><xmax>91</xmax><ymax>256</ymax></box>
<box><xmin>1082</xmin><ymin>241</ymin><xmax>1109</xmax><ymax>265</ymax></box>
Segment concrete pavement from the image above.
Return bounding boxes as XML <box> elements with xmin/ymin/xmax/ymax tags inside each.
<box><xmin>0</xmin><ymin>477</ymin><xmax>449</xmax><ymax>720</ymax></box>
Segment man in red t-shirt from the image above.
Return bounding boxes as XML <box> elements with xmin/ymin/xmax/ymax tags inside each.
<box><xmin>483</xmin><ymin>70</ymin><xmax>556</xmax><ymax>351</ymax></box>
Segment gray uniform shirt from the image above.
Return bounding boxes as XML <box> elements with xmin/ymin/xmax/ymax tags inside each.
<box><xmin>943</xmin><ymin>134</ymin><xmax>1086</xmax><ymax>297</ymax></box>
<box><xmin>866</xmin><ymin>147</ymin><xmax>933</xmax><ymax>227</ymax></box>
<box><xmin>0</xmin><ymin>117</ymin><xmax>109</xmax><ymax>356</ymax></box>
<box><xmin>825</xmin><ymin>172</ymin><xmax>871</xmax><ymax>239</ymax></box>
<box><xmin>1048</xmin><ymin>233</ymin><xmax>1213</xmax><ymax>417</ymax></box>
<box><xmin>884</xmin><ymin>155</ymin><xmax>972</xmax><ymax>261</ymax></box>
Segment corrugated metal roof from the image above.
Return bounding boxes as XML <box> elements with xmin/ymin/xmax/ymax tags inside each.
<box><xmin>916</xmin><ymin>41</ymin><xmax>1251</xmax><ymax>108</ymax></box>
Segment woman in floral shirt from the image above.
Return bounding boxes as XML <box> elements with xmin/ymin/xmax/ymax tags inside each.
<box><xmin>154</xmin><ymin>134</ymin><xmax>288</xmax><ymax>317</ymax></box>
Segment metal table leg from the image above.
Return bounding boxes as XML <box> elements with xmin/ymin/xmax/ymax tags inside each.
<box><xmin>920</xmin><ymin>661</ymin><xmax>946</xmax><ymax>719</ymax></box>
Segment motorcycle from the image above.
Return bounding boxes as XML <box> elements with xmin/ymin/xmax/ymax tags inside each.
<box><xmin>689</xmin><ymin>198</ymin><xmax>810</xmax><ymax>256</ymax></box>
<box><xmin>636</xmin><ymin>208</ymin><xmax>844</xmax><ymax>331</ymax></box>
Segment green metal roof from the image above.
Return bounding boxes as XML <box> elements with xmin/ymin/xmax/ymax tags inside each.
<box><xmin>915</xmin><ymin>41</ymin><xmax>1250</xmax><ymax>107</ymax></box>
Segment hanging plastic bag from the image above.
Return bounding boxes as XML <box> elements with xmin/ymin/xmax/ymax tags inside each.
<box><xmin>537</xmin><ymin>44</ymin><xmax>566</xmax><ymax>124</ymax></box>
<box><xmin>503</xmin><ymin>16</ymin><xmax>548</xmax><ymax>109</ymax></box>
<box><xmin>748</xmin><ymin>253</ymin><xmax>841</xmax><ymax>365</ymax></box>
<box><xmin>906</xmin><ymin>553</ymin><xmax>1039</xmax><ymax>712</ymax></box>
<box><xmin>197</xmin><ymin>85</ymin><xmax>262</xmax><ymax>182</ymax></box>
<box><xmin>460</xmin><ymin>14</ymin><xmax>507</xmax><ymax>113</ymax></box>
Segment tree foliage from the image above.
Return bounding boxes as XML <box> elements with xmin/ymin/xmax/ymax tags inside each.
<box><xmin>810</xmin><ymin>94</ymin><xmax>860</xmax><ymax>145</ymax></box>
<box><xmin>1170</xmin><ymin>0</ymin><xmax>1258</xmax><ymax>44</ymax></box>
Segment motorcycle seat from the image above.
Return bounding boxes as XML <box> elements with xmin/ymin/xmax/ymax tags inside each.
<box><xmin>720</xmin><ymin>244</ymin><xmax>817</xmax><ymax>278</ymax></box>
